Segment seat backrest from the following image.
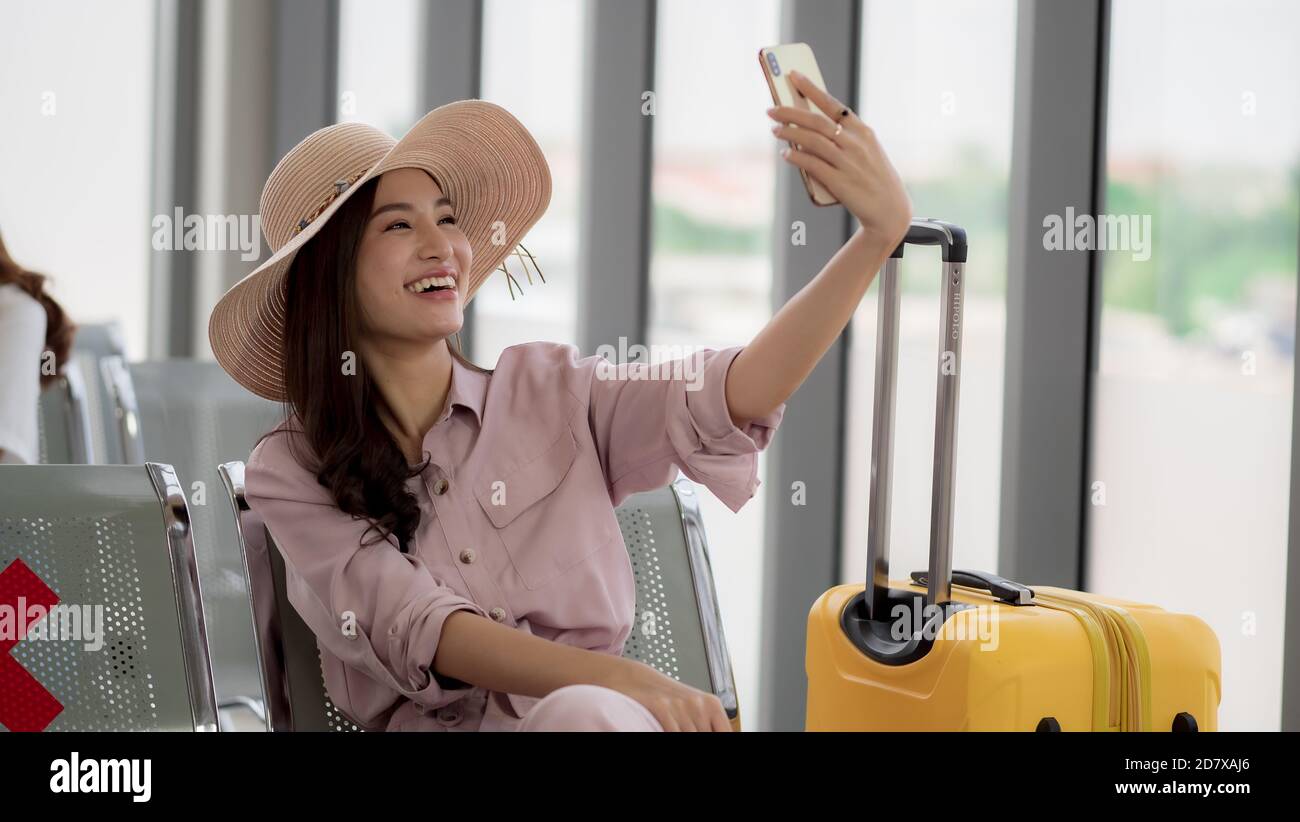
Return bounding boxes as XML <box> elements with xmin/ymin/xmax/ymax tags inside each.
<box><xmin>104</xmin><ymin>358</ymin><xmax>283</xmax><ymax>709</ymax></box>
<box><xmin>72</xmin><ymin>321</ymin><xmax>126</xmax><ymax>463</ymax></box>
<box><xmin>221</xmin><ymin>462</ymin><xmax>739</xmax><ymax>731</ymax></box>
<box><xmin>218</xmin><ymin>461</ymin><xmax>345</xmax><ymax>732</ymax></box>
<box><xmin>0</xmin><ymin>463</ymin><xmax>217</xmax><ymax>731</ymax></box>
<box><xmin>616</xmin><ymin>476</ymin><xmax>740</xmax><ymax>726</ymax></box>
<box><xmin>35</xmin><ymin>358</ymin><xmax>94</xmax><ymax>464</ymax></box>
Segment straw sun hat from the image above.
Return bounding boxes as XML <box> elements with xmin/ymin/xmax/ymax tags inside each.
<box><xmin>207</xmin><ymin>99</ymin><xmax>552</xmax><ymax>402</ymax></box>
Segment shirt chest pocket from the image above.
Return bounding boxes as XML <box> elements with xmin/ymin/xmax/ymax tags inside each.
<box><xmin>474</xmin><ymin>423</ymin><xmax>618</xmax><ymax>590</ymax></box>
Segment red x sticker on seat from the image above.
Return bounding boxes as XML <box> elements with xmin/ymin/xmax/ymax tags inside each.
<box><xmin>0</xmin><ymin>559</ymin><xmax>64</xmax><ymax>732</ymax></box>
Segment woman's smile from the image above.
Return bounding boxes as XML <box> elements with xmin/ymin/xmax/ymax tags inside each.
<box><xmin>403</xmin><ymin>268</ymin><xmax>461</xmax><ymax>302</ymax></box>
<box><xmin>408</xmin><ymin>286</ymin><xmax>459</xmax><ymax>302</ymax></box>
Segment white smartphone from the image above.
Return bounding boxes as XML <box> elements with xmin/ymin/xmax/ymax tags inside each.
<box><xmin>758</xmin><ymin>42</ymin><xmax>839</xmax><ymax>207</ymax></box>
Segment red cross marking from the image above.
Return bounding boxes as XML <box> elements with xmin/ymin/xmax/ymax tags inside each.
<box><xmin>0</xmin><ymin>558</ymin><xmax>64</xmax><ymax>731</ymax></box>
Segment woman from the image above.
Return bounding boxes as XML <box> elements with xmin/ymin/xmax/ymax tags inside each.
<box><xmin>213</xmin><ymin>74</ymin><xmax>910</xmax><ymax>732</ymax></box>
<box><xmin>0</xmin><ymin>230</ymin><xmax>76</xmax><ymax>465</ymax></box>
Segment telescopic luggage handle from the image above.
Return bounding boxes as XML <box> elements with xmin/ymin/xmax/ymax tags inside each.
<box><xmin>864</xmin><ymin>219</ymin><xmax>968</xmax><ymax>621</ymax></box>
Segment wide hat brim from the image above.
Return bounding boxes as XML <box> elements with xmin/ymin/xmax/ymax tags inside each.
<box><xmin>207</xmin><ymin>100</ymin><xmax>551</xmax><ymax>402</ymax></box>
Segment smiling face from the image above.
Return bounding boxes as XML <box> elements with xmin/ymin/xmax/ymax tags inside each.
<box><xmin>354</xmin><ymin>167</ymin><xmax>472</xmax><ymax>348</ymax></box>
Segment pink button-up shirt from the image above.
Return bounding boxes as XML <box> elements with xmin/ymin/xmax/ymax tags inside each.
<box><xmin>243</xmin><ymin>342</ymin><xmax>784</xmax><ymax>731</ymax></box>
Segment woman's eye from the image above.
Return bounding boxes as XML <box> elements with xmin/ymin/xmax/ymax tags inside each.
<box><xmin>383</xmin><ymin>216</ymin><xmax>454</xmax><ymax>230</ymax></box>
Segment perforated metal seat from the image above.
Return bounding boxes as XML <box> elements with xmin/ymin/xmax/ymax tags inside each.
<box><xmin>0</xmin><ymin>463</ymin><xmax>217</xmax><ymax>731</ymax></box>
<box><xmin>103</xmin><ymin>358</ymin><xmax>284</xmax><ymax>718</ymax></box>
<box><xmin>218</xmin><ymin>463</ymin><xmax>741</xmax><ymax>732</ymax></box>
<box><xmin>35</xmin><ymin>358</ymin><xmax>93</xmax><ymax>465</ymax></box>
<box><xmin>32</xmin><ymin>321</ymin><xmax>125</xmax><ymax>466</ymax></box>
<box><xmin>74</xmin><ymin>321</ymin><xmax>126</xmax><ymax>464</ymax></box>
<box><xmin>615</xmin><ymin>478</ymin><xmax>740</xmax><ymax>726</ymax></box>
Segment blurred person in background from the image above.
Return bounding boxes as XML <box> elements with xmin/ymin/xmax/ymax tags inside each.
<box><xmin>0</xmin><ymin>230</ymin><xmax>75</xmax><ymax>464</ymax></box>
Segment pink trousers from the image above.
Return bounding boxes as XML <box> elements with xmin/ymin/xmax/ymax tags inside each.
<box><xmin>480</xmin><ymin>684</ymin><xmax>664</xmax><ymax>732</ymax></box>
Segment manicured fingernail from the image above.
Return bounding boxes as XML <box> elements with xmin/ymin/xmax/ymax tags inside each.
<box><xmin>771</xmin><ymin>124</ymin><xmax>780</xmax><ymax>134</ymax></box>
<box><xmin>766</xmin><ymin>107</ymin><xmax>775</xmax><ymax>115</ymax></box>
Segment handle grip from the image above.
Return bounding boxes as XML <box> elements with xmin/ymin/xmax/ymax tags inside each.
<box><xmin>890</xmin><ymin>219</ymin><xmax>968</xmax><ymax>263</ymax></box>
<box><xmin>864</xmin><ymin>219</ymin><xmax>967</xmax><ymax>621</ymax></box>
<box><xmin>909</xmin><ymin>569</ymin><xmax>1036</xmax><ymax>606</ymax></box>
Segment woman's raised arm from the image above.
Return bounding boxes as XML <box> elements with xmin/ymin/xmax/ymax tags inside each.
<box><xmin>725</xmin><ymin>68</ymin><xmax>912</xmax><ymax>424</ymax></box>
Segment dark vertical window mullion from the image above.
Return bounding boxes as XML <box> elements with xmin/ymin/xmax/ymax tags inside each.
<box><xmin>1078</xmin><ymin>0</ymin><xmax>1112</xmax><ymax>591</ymax></box>
<box><xmin>998</xmin><ymin>0</ymin><xmax>1105</xmax><ymax>589</ymax></box>
<box><xmin>758</xmin><ymin>0</ymin><xmax>859</xmax><ymax>732</ymax></box>
<box><xmin>148</xmin><ymin>0</ymin><xmax>202</xmax><ymax>359</ymax></box>
<box><xmin>837</xmin><ymin>0</ymin><xmax>862</xmax><ymax>590</ymax></box>
<box><xmin>271</xmin><ymin>0</ymin><xmax>340</xmax><ymax>162</ymax></box>
<box><xmin>1281</xmin><ymin>43</ymin><xmax>1300</xmax><ymax>733</ymax></box>
<box><xmin>577</xmin><ymin>0</ymin><xmax>656</xmax><ymax>356</ymax></box>
<box><xmin>417</xmin><ymin>0</ymin><xmax>483</xmax><ymax>359</ymax></box>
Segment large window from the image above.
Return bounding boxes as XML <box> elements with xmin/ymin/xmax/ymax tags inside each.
<box><xmin>841</xmin><ymin>0</ymin><xmax>1017</xmax><ymax>586</ymax></box>
<box><xmin>648</xmin><ymin>0</ymin><xmax>780</xmax><ymax>729</ymax></box>
<box><xmin>1087</xmin><ymin>0</ymin><xmax>1300</xmax><ymax>731</ymax></box>
<box><xmin>0</xmin><ymin>0</ymin><xmax>156</xmax><ymax>358</ymax></box>
<box><xmin>336</xmin><ymin>0</ymin><xmax>420</xmax><ymax>136</ymax></box>
<box><xmin>473</xmin><ymin>0</ymin><xmax>586</xmax><ymax>366</ymax></box>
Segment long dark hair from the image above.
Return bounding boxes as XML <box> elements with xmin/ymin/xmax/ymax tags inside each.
<box><xmin>275</xmin><ymin>173</ymin><xmax>490</xmax><ymax>553</ymax></box>
<box><xmin>0</xmin><ymin>230</ymin><xmax>76</xmax><ymax>389</ymax></box>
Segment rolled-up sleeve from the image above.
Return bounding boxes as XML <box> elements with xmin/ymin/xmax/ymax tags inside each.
<box><xmin>576</xmin><ymin>344</ymin><xmax>785</xmax><ymax>512</ymax></box>
<box><xmin>243</xmin><ymin>428</ymin><xmax>490</xmax><ymax>728</ymax></box>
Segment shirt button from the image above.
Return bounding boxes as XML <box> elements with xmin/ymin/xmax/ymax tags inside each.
<box><xmin>433</xmin><ymin>478</ymin><xmax>450</xmax><ymax>495</ymax></box>
<box><xmin>437</xmin><ymin>708</ymin><xmax>463</xmax><ymax>727</ymax></box>
<box><xmin>459</xmin><ymin>548</ymin><xmax>476</xmax><ymax>564</ymax></box>
<box><xmin>489</xmin><ymin>607</ymin><xmax>507</xmax><ymax>623</ymax></box>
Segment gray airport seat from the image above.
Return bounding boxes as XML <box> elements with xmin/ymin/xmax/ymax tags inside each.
<box><xmin>102</xmin><ymin>358</ymin><xmax>284</xmax><ymax>719</ymax></box>
<box><xmin>0</xmin><ymin>463</ymin><xmax>218</xmax><ymax>731</ymax></box>
<box><xmin>218</xmin><ymin>464</ymin><xmax>741</xmax><ymax>732</ymax></box>
<box><xmin>616</xmin><ymin>477</ymin><xmax>740</xmax><ymax>726</ymax></box>
<box><xmin>34</xmin><ymin>321</ymin><xmax>122</xmax><ymax>465</ymax></box>
<box><xmin>35</xmin><ymin>358</ymin><xmax>93</xmax><ymax>464</ymax></box>
<box><xmin>72</xmin><ymin>321</ymin><xmax>126</xmax><ymax>463</ymax></box>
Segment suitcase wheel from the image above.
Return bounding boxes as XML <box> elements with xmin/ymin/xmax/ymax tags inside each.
<box><xmin>1171</xmin><ymin>712</ymin><xmax>1199</xmax><ymax>732</ymax></box>
<box><xmin>1036</xmin><ymin>717</ymin><xmax>1062</xmax><ymax>732</ymax></box>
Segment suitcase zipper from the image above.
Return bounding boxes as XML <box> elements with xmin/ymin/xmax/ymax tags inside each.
<box><xmin>1033</xmin><ymin>588</ymin><xmax>1153</xmax><ymax>731</ymax></box>
<box><xmin>934</xmin><ymin>580</ymin><xmax>1116</xmax><ymax>731</ymax></box>
<box><xmin>1030</xmin><ymin>593</ymin><xmax>1121</xmax><ymax>730</ymax></box>
<box><xmin>928</xmin><ymin>577</ymin><xmax>1154</xmax><ymax>731</ymax></box>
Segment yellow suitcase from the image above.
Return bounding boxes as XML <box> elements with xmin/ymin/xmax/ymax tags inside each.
<box><xmin>805</xmin><ymin>221</ymin><xmax>1221</xmax><ymax>732</ymax></box>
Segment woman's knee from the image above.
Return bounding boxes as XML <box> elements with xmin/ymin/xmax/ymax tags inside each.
<box><xmin>517</xmin><ymin>684</ymin><xmax>662</xmax><ymax>732</ymax></box>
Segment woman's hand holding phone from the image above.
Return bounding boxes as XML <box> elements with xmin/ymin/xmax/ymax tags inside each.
<box><xmin>766</xmin><ymin>69</ymin><xmax>912</xmax><ymax>251</ymax></box>
<box><xmin>723</xmin><ymin>48</ymin><xmax>916</xmax><ymax>431</ymax></box>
